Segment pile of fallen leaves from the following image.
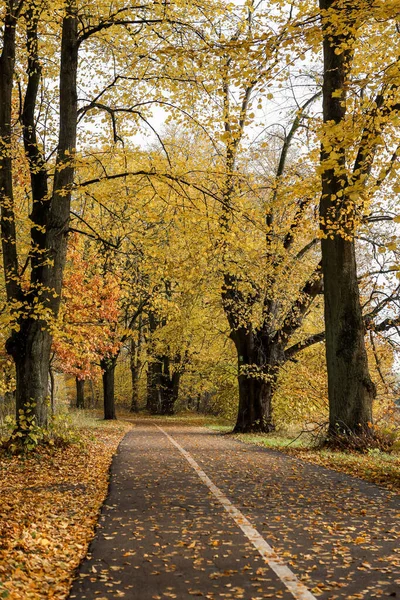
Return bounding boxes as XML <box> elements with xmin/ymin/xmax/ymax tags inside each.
<box><xmin>0</xmin><ymin>420</ymin><xmax>131</xmax><ymax>599</ymax></box>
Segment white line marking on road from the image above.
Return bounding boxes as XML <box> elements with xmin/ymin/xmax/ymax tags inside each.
<box><xmin>156</xmin><ymin>425</ymin><xmax>317</xmax><ymax>600</ymax></box>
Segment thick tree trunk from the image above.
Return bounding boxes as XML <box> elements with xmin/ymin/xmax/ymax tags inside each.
<box><xmin>320</xmin><ymin>0</ymin><xmax>375</xmax><ymax>436</ymax></box>
<box><xmin>322</xmin><ymin>238</ymin><xmax>375</xmax><ymax>434</ymax></box>
<box><xmin>101</xmin><ymin>358</ymin><xmax>117</xmax><ymax>420</ymax></box>
<box><xmin>235</xmin><ymin>374</ymin><xmax>275</xmax><ymax>433</ymax></box>
<box><xmin>7</xmin><ymin>320</ymin><xmax>52</xmax><ymax>428</ymax></box>
<box><xmin>160</xmin><ymin>391</ymin><xmax>174</xmax><ymax>415</ymax></box>
<box><xmin>8</xmin><ymin>324</ymin><xmax>53</xmax><ymax>428</ymax></box>
<box><xmin>232</xmin><ymin>328</ymin><xmax>281</xmax><ymax>433</ymax></box>
<box><xmin>76</xmin><ymin>377</ymin><xmax>85</xmax><ymax>409</ymax></box>
<box><xmin>147</xmin><ymin>352</ymin><xmax>182</xmax><ymax>416</ymax></box>
<box><xmin>160</xmin><ymin>370</ymin><xmax>181</xmax><ymax>415</ymax></box>
<box><xmin>0</xmin><ymin>2</ymin><xmax>78</xmax><ymax>435</ymax></box>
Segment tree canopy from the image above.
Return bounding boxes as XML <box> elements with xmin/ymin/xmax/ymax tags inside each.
<box><xmin>0</xmin><ymin>0</ymin><xmax>400</xmax><ymax>447</ymax></box>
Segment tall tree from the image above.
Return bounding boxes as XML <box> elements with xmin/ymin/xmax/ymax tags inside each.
<box><xmin>0</xmin><ymin>0</ymin><xmax>210</xmax><ymax>432</ymax></box>
<box><xmin>0</xmin><ymin>0</ymin><xmax>78</xmax><ymax>428</ymax></box>
<box><xmin>129</xmin><ymin>315</ymin><xmax>143</xmax><ymax>412</ymax></box>
<box><xmin>164</xmin><ymin>2</ymin><xmax>323</xmax><ymax>431</ymax></box>
<box><xmin>318</xmin><ymin>0</ymin><xmax>400</xmax><ymax>437</ymax></box>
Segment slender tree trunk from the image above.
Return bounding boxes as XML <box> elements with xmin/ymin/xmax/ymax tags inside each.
<box><xmin>130</xmin><ymin>339</ymin><xmax>139</xmax><ymax>412</ymax></box>
<box><xmin>231</xmin><ymin>328</ymin><xmax>281</xmax><ymax>433</ymax></box>
<box><xmin>320</xmin><ymin>0</ymin><xmax>375</xmax><ymax>436</ymax></box>
<box><xmin>76</xmin><ymin>377</ymin><xmax>84</xmax><ymax>409</ymax></box>
<box><xmin>101</xmin><ymin>357</ymin><xmax>117</xmax><ymax>420</ymax></box>
<box><xmin>49</xmin><ymin>367</ymin><xmax>55</xmax><ymax>415</ymax></box>
<box><xmin>0</xmin><ymin>5</ymin><xmax>20</xmax><ymax>304</ymax></box>
<box><xmin>89</xmin><ymin>379</ymin><xmax>96</xmax><ymax>408</ymax></box>
<box><xmin>130</xmin><ymin>320</ymin><xmax>143</xmax><ymax>412</ymax></box>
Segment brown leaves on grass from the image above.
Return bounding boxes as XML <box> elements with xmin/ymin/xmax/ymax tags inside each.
<box><xmin>0</xmin><ymin>421</ymin><xmax>130</xmax><ymax>600</ymax></box>
<box><xmin>289</xmin><ymin>448</ymin><xmax>400</xmax><ymax>492</ymax></box>
<box><xmin>233</xmin><ymin>432</ymin><xmax>400</xmax><ymax>492</ymax></box>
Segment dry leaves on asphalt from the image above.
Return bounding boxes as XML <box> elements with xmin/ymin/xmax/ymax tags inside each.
<box><xmin>232</xmin><ymin>433</ymin><xmax>400</xmax><ymax>493</ymax></box>
<box><xmin>0</xmin><ymin>421</ymin><xmax>131</xmax><ymax>600</ymax></box>
<box><xmin>284</xmin><ymin>448</ymin><xmax>400</xmax><ymax>493</ymax></box>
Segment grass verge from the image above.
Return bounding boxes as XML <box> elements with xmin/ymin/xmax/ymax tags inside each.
<box><xmin>208</xmin><ymin>425</ymin><xmax>400</xmax><ymax>493</ymax></box>
<box><xmin>0</xmin><ymin>412</ymin><xmax>131</xmax><ymax>600</ymax></box>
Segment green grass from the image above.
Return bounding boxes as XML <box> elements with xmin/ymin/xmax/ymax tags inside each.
<box><xmin>206</xmin><ymin>424</ymin><xmax>233</xmax><ymax>433</ymax></box>
<box><xmin>206</xmin><ymin>423</ymin><xmax>308</xmax><ymax>448</ymax></box>
<box><xmin>237</xmin><ymin>432</ymin><xmax>307</xmax><ymax>449</ymax></box>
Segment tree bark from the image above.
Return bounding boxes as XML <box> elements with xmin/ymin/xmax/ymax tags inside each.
<box><xmin>10</xmin><ymin>321</ymin><xmax>52</xmax><ymax>427</ymax></box>
<box><xmin>49</xmin><ymin>366</ymin><xmax>55</xmax><ymax>415</ymax></box>
<box><xmin>76</xmin><ymin>377</ymin><xmax>85</xmax><ymax>409</ymax></box>
<box><xmin>101</xmin><ymin>357</ymin><xmax>117</xmax><ymax>420</ymax></box>
<box><xmin>320</xmin><ymin>0</ymin><xmax>376</xmax><ymax>436</ymax></box>
<box><xmin>231</xmin><ymin>328</ymin><xmax>281</xmax><ymax>433</ymax></box>
<box><xmin>0</xmin><ymin>3</ymin><xmax>20</xmax><ymax>303</ymax></box>
<box><xmin>322</xmin><ymin>239</ymin><xmax>375</xmax><ymax>434</ymax></box>
<box><xmin>146</xmin><ymin>311</ymin><xmax>163</xmax><ymax>414</ymax></box>
<box><xmin>0</xmin><ymin>1</ymin><xmax>78</xmax><ymax>431</ymax></box>
<box><xmin>130</xmin><ymin>319</ymin><xmax>143</xmax><ymax>412</ymax></box>
<box><xmin>146</xmin><ymin>359</ymin><xmax>162</xmax><ymax>414</ymax></box>
<box><xmin>89</xmin><ymin>379</ymin><xmax>97</xmax><ymax>408</ymax></box>
<box><xmin>130</xmin><ymin>338</ymin><xmax>139</xmax><ymax>412</ymax></box>
<box><xmin>160</xmin><ymin>367</ymin><xmax>181</xmax><ymax>415</ymax></box>
<box><xmin>146</xmin><ymin>350</ymin><xmax>182</xmax><ymax>416</ymax></box>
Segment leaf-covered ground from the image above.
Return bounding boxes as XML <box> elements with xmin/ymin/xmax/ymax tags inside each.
<box><xmin>222</xmin><ymin>431</ymin><xmax>400</xmax><ymax>493</ymax></box>
<box><xmin>288</xmin><ymin>447</ymin><xmax>400</xmax><ymax>492</ymax></box>
<box><xmin>0</xmin><ymin>417</ymin><xmax>131</xmax><ymax>600</ymax></box>
<box><xmin>70</xmin><ymin>423</ymin><xmax>400</xmax><ymax>600</ymax></box>
<box><xmin>137</xmin><ymin>416</ymin><xmax>400</xmax><ymax>493</ymax></box>
<box><xmin>1</xmin><ymin>412</ymin><xmax>398</xmax><ymax>599</ymax></box>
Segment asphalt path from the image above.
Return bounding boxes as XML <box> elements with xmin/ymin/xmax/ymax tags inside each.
<box><xmin>69</xmin><ymin>422</ymin><xmax>400</xmax><ymax>600</ymax></box>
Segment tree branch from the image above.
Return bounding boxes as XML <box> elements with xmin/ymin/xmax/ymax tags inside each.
<box><xmin>285</xmin><ymin>331</ymin><xmax>325</xmax><ymax>359</ymax></box>
<box><xmin>273</xmin><ymin>263</ymin><xmax>323</xmax><ymax>346</ymax></box>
